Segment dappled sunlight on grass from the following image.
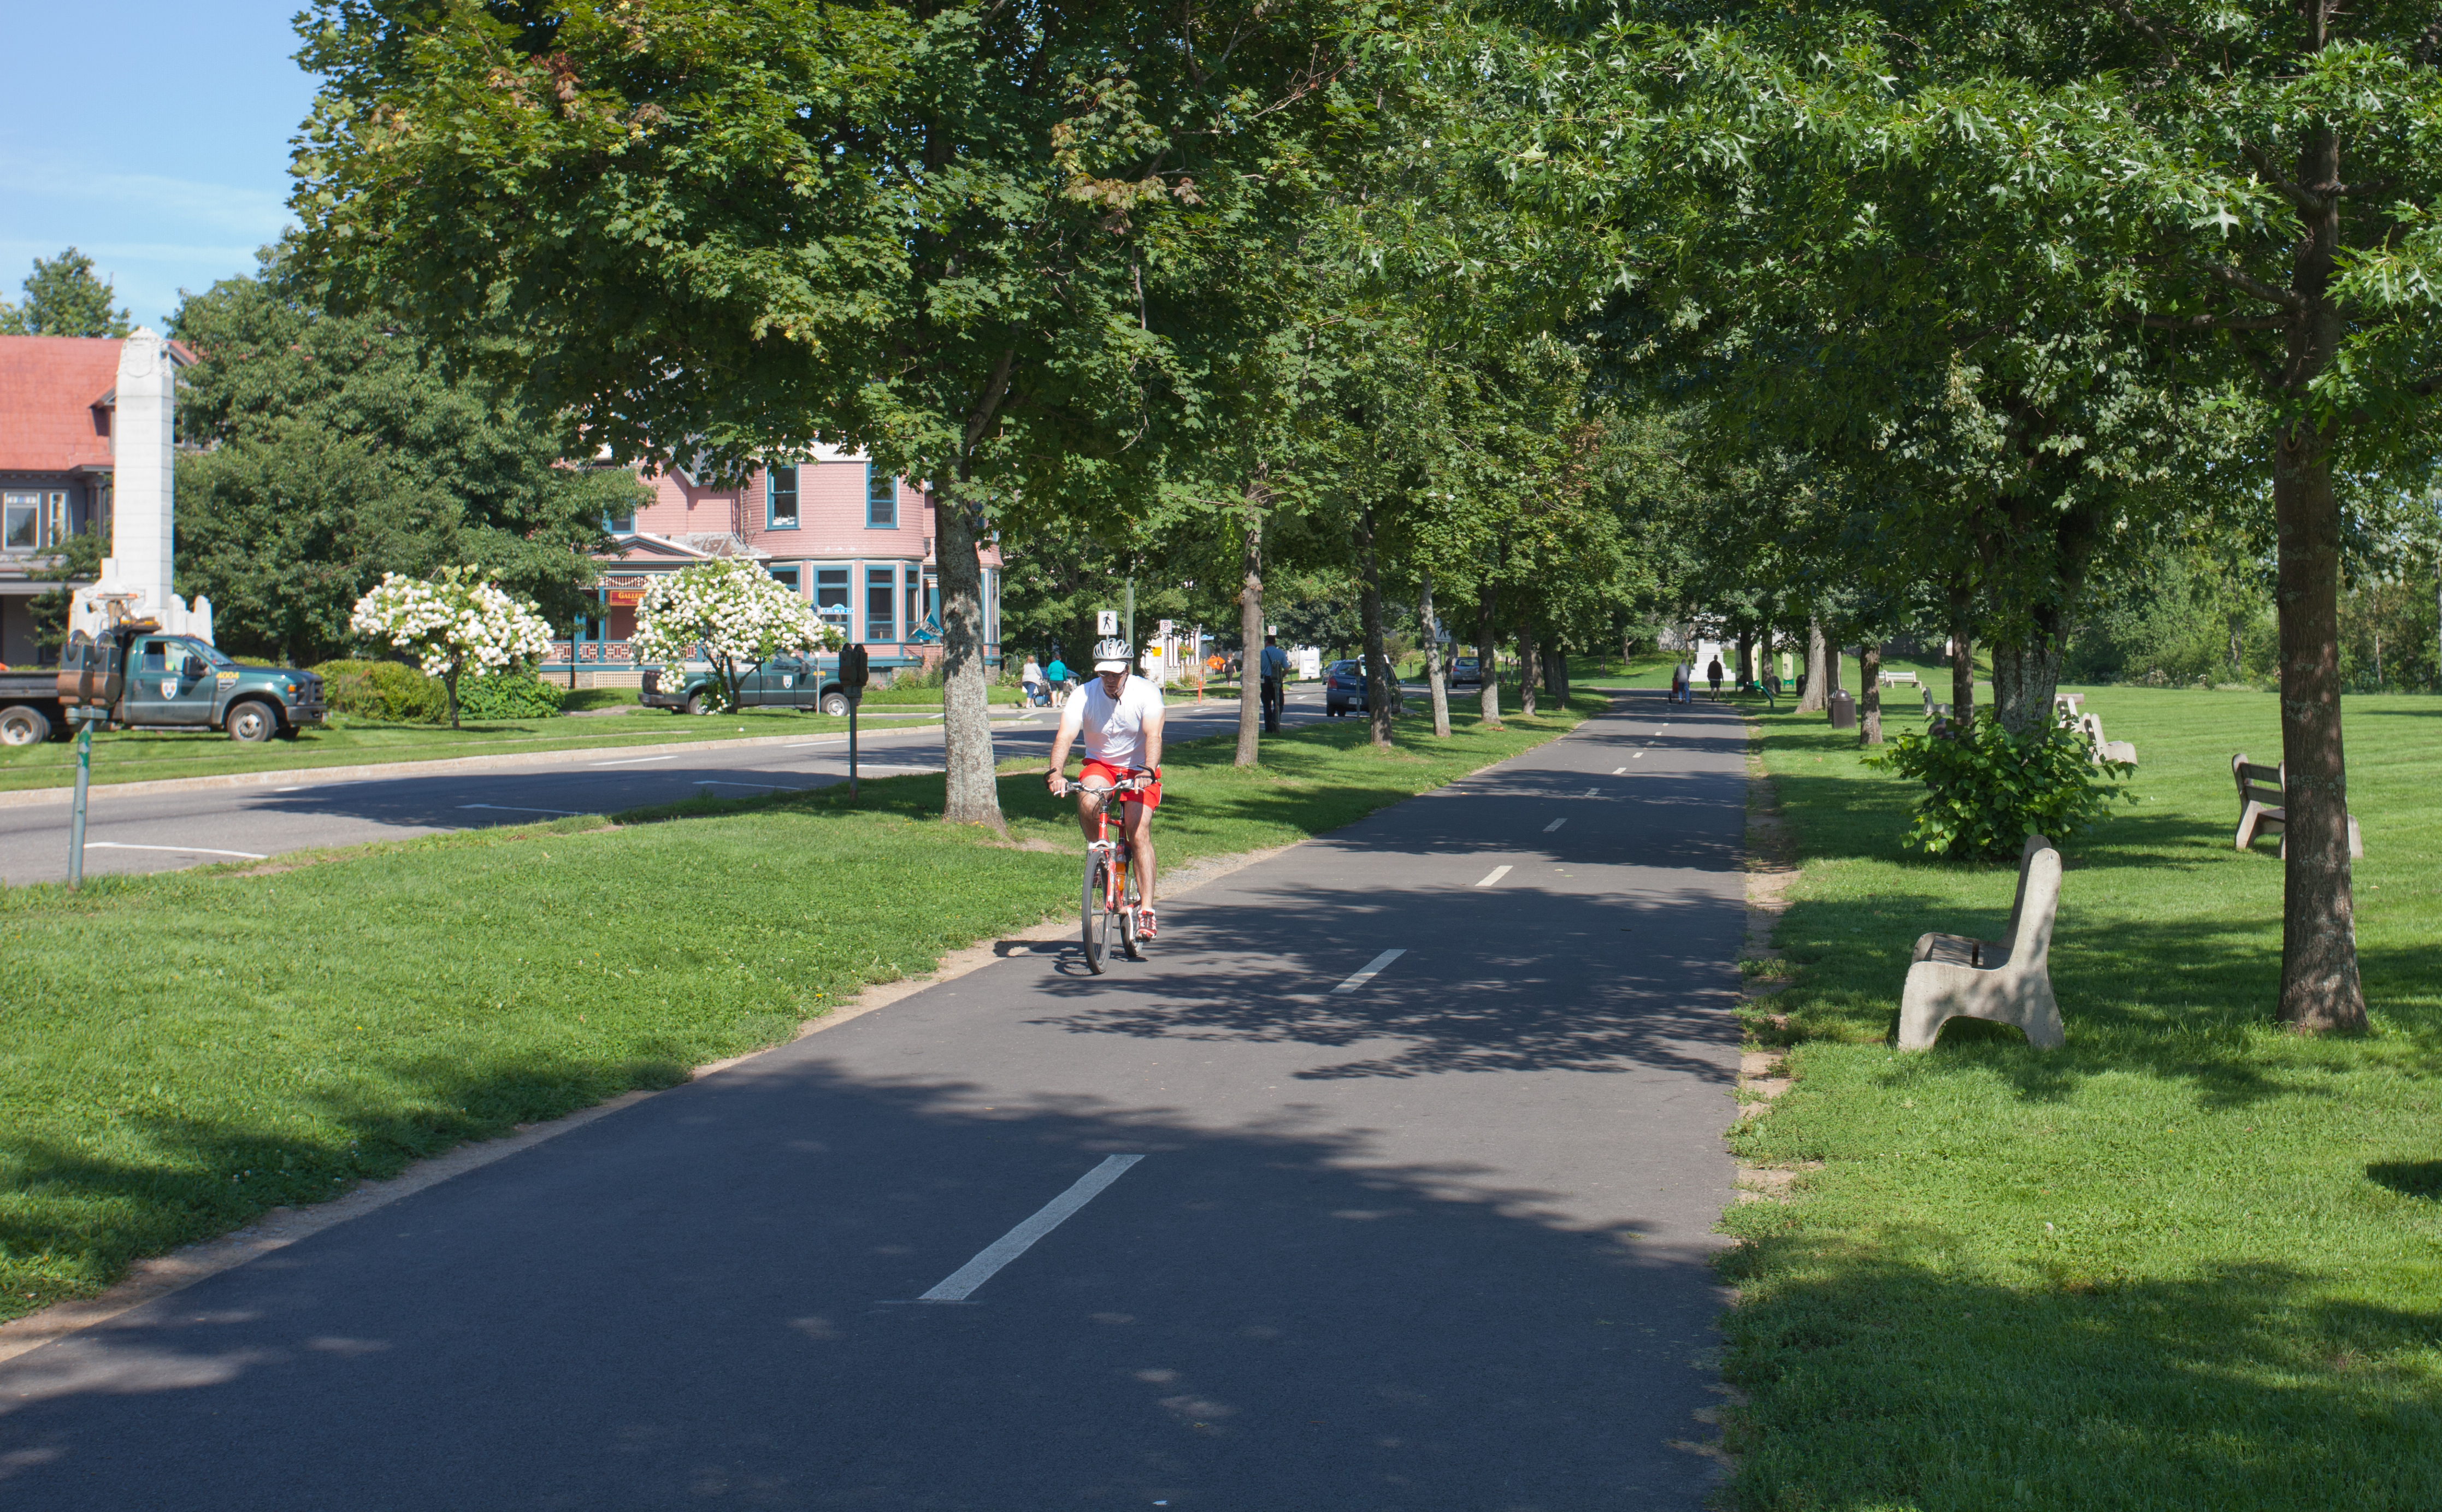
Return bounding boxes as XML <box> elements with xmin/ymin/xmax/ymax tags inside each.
<box><xmin>1727</xmin><ymin>686</ymin><xmax>2442</xmax><ymax>1510</ymax></box>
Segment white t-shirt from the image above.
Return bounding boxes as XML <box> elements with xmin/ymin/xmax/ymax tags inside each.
<box><xmin>1059</xmin><ymin>674</ymin><xmax>1165</xmax><ymax>769</ymax></box>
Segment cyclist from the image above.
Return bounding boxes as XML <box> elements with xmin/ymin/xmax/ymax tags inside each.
<box><xmin>1045</xmin><ymin>637</ymin><xmax>1167</xmax><ymax>938</ymax></box>
<box><xmin>1259</xmin><ymin>633</ymin><xmax>1289</xmax><ymax>733</ymax></box>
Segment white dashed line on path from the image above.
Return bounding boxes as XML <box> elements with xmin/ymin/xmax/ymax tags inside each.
<box><xmin>1582</xmin><ymin>787</ymin><xmax>1600</xmax><ymax>798</ymax></box>
<box><xmin>916</xmin><ymin>1155</ymin><xmax>1146</xmax><ymax>1303</ymax></box>
<box><xmin>1543</xmin><ymin>818</ymin><xmax>1567</xmax><ymax>832</ymax></box>
<box><xmin>1473</xmin><ymin>865</ymin><xmax>1512</xmax><ymax>888</ymax></box>
<box><xmin>591</xmin><ymin>754</ymin><xmax>678</xmax><ymax>766</ymax></box>
<box><xmin>1612</xmin><ymin>767</ymin><xmax>1626</xmax><ymax>775</ymax></box>
<box><xmin>1330</xmin><ymin>949</ymin><xmax>1408</xmax><ymax>995</ymax></box>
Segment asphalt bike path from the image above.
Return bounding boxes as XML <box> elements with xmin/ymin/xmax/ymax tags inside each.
<box><xmin>0</xmin><ymin>689</ymin><xmax>1336</xmax><ymax>886</ymax></box>
<box><xmin>0</xmin><ymin>691</ymin><xmax>1747</xmax><ymax>1510</ymax></box>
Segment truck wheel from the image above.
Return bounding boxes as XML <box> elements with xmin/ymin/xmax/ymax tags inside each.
<box><xmin>821</xmin><ymin>691</ymin><xmax>850</xmax><ymax>717</ymax></box>
<box><xmin>684</xmin><ymin>693</ymin><xmax>705</xmax><ymax>717</ymax></box>
<box><xmin>226</xmin><ymin>701</ymin><xmax>280</xmax><ymax>744</ymax></box>
<box><xmin>0</xmin><ymin>705</ymin><xmax>52</xmax><ymax>746</ymax></box>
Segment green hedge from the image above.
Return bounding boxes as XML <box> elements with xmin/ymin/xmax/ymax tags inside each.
<box><xmin>313</xmin><ymin>662</ymin><xmax>564</xmax><ymax>723</ymax></box>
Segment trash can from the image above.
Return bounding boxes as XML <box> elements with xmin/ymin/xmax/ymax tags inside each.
<box><xmin>1828</xmin><ymin>689</ymin><xmax>1857</xmax><ymax>729</ymax></box>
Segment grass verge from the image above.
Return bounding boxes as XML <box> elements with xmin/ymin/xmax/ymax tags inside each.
<box><xmin>0</xmin><ymin>694</ymin><xmax>1601</xmax><ymax>1322</ymax></box>
<box><xmin>1723</xmin><ymin>686</ymin><xmax>2442</xmax><ymax>1510</ymax></box>
<box><xmin>0</xmin><ymin>705</ymin><xmax>1010</xmax><ymax>795</ymax></box>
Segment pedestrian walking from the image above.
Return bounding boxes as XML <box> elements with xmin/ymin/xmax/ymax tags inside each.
<box><xmin>1706</xmin><ymin>654</ymin><xmax>1724</xmax><ymax>700</ymax></box>
<box><xmin>1019</xmin><ymin>655</ymin><xmax>1046</xmax><ymax>708</ymax></box>
<box><xmin>1045</xmin><ymin>654</ymin><xmax>1071</xmax><ymax>708</ymax></box>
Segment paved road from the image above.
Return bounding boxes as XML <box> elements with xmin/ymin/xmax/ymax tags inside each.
<box><xmin>0</xmin><ymin>691</ymin><xmax>1745</xmax><ymax>1510</ymax></box>
<box><xmin>0</xmin><ymin>688</ymin><xmax>1346</xmax><ymax>887</ymax></box>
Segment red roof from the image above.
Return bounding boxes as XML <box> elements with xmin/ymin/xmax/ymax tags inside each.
<box><xmin>0</xmin><ymin>336</ymin><xmax>121</xmax><ymax>474</ymax></box>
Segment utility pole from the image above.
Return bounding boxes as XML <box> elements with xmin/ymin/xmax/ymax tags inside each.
<box><xmin>1124</xmin><ymin>578</ymin><xmax>1135</xmax><ymax>653</ymax></box>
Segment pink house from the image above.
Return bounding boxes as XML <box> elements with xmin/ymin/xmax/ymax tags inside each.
<box><xmin>554</xmin><ymin>446</ymin><xmax>1002</xmax><ymax>686</ymax></box>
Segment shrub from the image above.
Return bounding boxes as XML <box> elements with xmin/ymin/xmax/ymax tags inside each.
<box><xmin>313</xmin><ymin>659</ymin><xmax>449</xmax><ymax>724</ymax></box>
<box><xmin>1865</xmin><ymin>713</ymin><xmax>2134</xmax><ymax>859</ymax></box>
<box><xmin>312</xmin><ymin>662</ymin><xmax>564</xmax><ymax>722</ymax></box>
<box><xmin>456</xmin><ymin>672</ymin><xmax>565</xmax><ymax>720</ymax></box>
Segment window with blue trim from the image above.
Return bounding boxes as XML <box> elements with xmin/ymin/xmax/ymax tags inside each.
<box><xmin>813</xmin><ymin>566</ymin><xmax>851</xmax><ymax>632</ymax></box>
<box><xmin>768</xmin><ymin>465</ymin><xmax>800</xmax><ymax>529</ymax></box>
<box><xmin>604</xmin><ymin>505</ymin><xmax>634</xmax><ymax>534</ymax></box>
<box><xmin>768</xmin><ymin>565</ymin><xmax>800</xmax><ymax>595</ymax></box>
<box><xmin>865</xmin><ymin>466</ymin><xmax>896</xmax><ymax>529</ymax></box>
<box><xmin>865</xmin><ymin>565</ymin><xmax>896</xmax><ymax>642</ymax></box>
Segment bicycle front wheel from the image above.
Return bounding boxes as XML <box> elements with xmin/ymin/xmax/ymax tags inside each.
<box><xmin>1082</xmin><ymin>857</ymin><xmax>1107</xmax><ymax>974</ymax></box>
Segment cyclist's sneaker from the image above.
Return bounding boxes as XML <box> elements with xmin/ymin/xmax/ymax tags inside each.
<box><xmin>1136</xmin><ymin>907</ymin><xmax>1157</xmax><ymax>940</ymax></box>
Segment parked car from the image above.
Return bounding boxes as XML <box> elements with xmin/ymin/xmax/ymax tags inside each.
<box><xmin>642</xmin><ymin>654</ymin><xmax>852</xmax><ymax>717</ymax></box>
<box><xmin>1447</xmin><ymin>656</ymin><xmax>1482</xmax><ymax>687</ymax></box>
<box><xmin>0</xmin><ymin>624</ymin><xmax>325</xmax><ymax>745</ymax></box>
<box><xmin>1324</xmin><ymin>658</ymin><xmax>1405</xmax><ymax>717</ymax></box>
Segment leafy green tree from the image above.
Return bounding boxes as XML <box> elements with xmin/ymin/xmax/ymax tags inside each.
<box><xmin>170</xmin><ymin>265</ymin><xmax>636</xmax><ymax>665</ymax></box>
<box><xmin>0</xmin><ymin>248</ymin><xmax>132</xmax><ymax>337</ymax></box>
<box><xmin>290</xmin><ymin>0</ymin><xmax>1361</xmax><ymax>829</ymax></box>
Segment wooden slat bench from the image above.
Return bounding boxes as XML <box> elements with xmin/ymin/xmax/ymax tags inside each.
<box><xmin>1899</xmin><ymin>832</ymin><xmax>2066</xmax><ymax>1050</ymax></box>
<box><xmin>2074</xmin><ymin>711</ymin><xmax>2136</xmax><ymax>765</ymax></box>
<box><xmin>2233</xmin><ymin>753</ymin><xmax>2362</xmax><ymax>858</ymax></box>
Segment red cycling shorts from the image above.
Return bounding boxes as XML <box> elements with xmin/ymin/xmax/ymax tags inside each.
<box><xmin>1081</xmin><ymin>759</ymin><xmax>1161</xmax><ymax>810</ymax></box>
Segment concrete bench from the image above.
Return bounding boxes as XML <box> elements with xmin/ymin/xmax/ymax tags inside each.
<box><xmin>2074</xmin><ymin>711</ymin><xmax>2136</xmax><ymax>765</ymax></box>
<box><xmin>1878</xmin><ymin>670</ymin><xmax>1921</xmax><ymax>689</ymax></box>
<box><xmin>2054</xmin><ymin>691</ymin><xmax>2084</xmax><ymax>717</ymax></box>
<box><xmin>2233</xmin><ymin>753</ymin><xmax>2361</xmax><ymax>859</ymax></box>
<box><xmin>1899</xmin><ymin>832</ymin><xmax>2066</xmax><ymax>1050</ymax></box>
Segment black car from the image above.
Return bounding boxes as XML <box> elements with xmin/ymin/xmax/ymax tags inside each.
<box><xmin>1324</xmin><ymin>659</ymin><xmax>1406</xmax><ymax>717</ymax></box>
<box><xmin>1448</xmin><ymin>656</ymin><xmax>1482</xmax><ymax>687</ymax></box>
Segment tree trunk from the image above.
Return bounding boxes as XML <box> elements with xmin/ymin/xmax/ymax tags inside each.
<box><xmin>933</xmin><ymin>485</ymin><xmax>1004</xmax><ymax>830</ymax></box>
<box><xmin>1515</xmin><ymin>629</ymin><xmax>1538</xmax><ymax>717</ymax></box>
<box><xmin>1356</xmin><ymin>504</ymin><xmax>1393</xmax><ymax>749</ymax></box>
<box><xmin>1798</xmin><ymin>619</ymin><xmax>1828</xmax><ymax>712</ymax></box>
<box><xmin>1235</xmin><ymin>504</ymin><xmax>1263</xmax><ymax>767</ymax></box>
<box><xmin>1949</xmin><ymin>578</ymin><xmax>1976</xmax><ymax>720</ymax></box>
<box><xmin>1736</xmin><ymin>624</ymin><xmax>1755</xmax><ymax>692</ymax></box>
<box><xmin>2272</xmin><ymin>398</ymin><xmax>2367</xmax><ymax>1031</ymax></box>
<box><xmin>1987</xmin><ymin>634</ymin><xmax>2066</xmax><ymax>738</ymax></box>
<box><xmin>1545</xmin><ymin>636</ymin><xmax>1568</xmax><ymax>707</ymax></box>
<box><xmin>1420</xmin><ymin>569</ymin><xmax>1451</xmax><ymax>738</ymax></box>
<box><xmin>1859</xmin><ymin>642</ymin><xmax>1883</xmax><ymax>745</ymax></box>
<box><xmin>444</xmin><ymin>664</ymin><xmax>462</xmax><ymax>730</ymax></box>
<box><xmin>1477</xmin><ymin>581</ymin><xmax>1502</xmax><ymax>728</ymax></box>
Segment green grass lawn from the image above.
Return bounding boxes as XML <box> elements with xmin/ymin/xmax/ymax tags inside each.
<box><xmin>0</xmin><ymin>704</ymin><xmax>1007</xmax><ymax>795</ymax></box>
<box><xmin>1726</xmin><ymin>687</ymin><xmax>2442</xmax><ymax>1509</ymax></box>
<box><xmin>0</xmin><ymin>694</ymin><xmax>1602</xmax><ymax>1322</ymax></box>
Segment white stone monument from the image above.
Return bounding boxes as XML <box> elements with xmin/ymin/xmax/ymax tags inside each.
<box><xmin>70</xmin><ymin>328</ymin><xmax>215</xmax><ymax>643</ymax></box>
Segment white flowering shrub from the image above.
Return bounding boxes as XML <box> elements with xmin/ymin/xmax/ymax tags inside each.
<box><xmin>630</xmin><ymin>557</ymin><xmax>842</xmax><ymax>712</ymax></box>
<box><xmin>350</xmin><ymin>567</ymin><xmax>556</xmax><ymax>728</ymax></box>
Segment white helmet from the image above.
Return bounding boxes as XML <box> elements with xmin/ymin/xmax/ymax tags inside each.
<box><xmin>1092</xmin><ymin>637</ymin><xmax>1133</xmax><ymax>672</ymax></box>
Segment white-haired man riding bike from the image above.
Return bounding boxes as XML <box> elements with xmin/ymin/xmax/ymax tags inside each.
<box><xmin>1045</xmin><ymin>637</ymin><xmax>1167</xmax><ymax>938</ymax></box>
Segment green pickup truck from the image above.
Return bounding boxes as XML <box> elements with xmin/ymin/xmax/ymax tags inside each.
<box><xmin>640</xmin><ymin>655</ymin><xmax>853</xmax><ymax>718</ymax></box>
<box><xmin>0</xmin><ymin>632</ymin><xmax>327</xmax><ymax>746</ymax></box>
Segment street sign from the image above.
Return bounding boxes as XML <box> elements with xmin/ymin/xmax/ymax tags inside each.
<box><xmin>1096</xmin><ymin>610</ymin><xmax>1119</xmax><ymax>635</ymax></box>
<box><xmin>1157</xmin><ymin>619</ymin><xmax>1173</xmax><ymax>637</ymax></box>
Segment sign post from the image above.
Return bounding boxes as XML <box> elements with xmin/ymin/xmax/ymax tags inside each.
<box><xmin>55</xmin><ymin>627</ymin><xmax>129</xmax><ymax>890</ymax></box>
<box><xmin>840</xmin><ymin>644</ymin><xmax>870</xmax><ymax>797</ymax></box>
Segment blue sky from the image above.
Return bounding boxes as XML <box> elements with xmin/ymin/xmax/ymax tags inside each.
<box><xmin>1</xmin><ymin>3</ymin><xmax>316</xmax><ymax>329</ymax></box>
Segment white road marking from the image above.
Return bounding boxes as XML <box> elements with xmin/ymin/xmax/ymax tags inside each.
<box><xmin>1612</xmin><ymin>767</ymin><xmax>1626</xmax><ymax>775</ymax></box>
<box><xmin>1634</xmin><ymin>752</ymin><xmax>1645</xmax><ymax>759</ymax></box>
<box><xmin>784</xmin><ymin>740</ymin><xmax>846</xmax><ymax>749</ymax></box>
<box><xmin>1473</xmin><ymin>865</ymin><xmax>1512</xmax><ymax>888</ymax></box>
<box><xmin>1330</xmin><ymin>948</ymin><xmax>1407</xmax><ymax>994</ymax></box>
<box><xmin>1543</xmin><ymin>818</ymin><xmax>1567</xmax><ymax>832</ymax></box>
<box><xmin>917</xmin><ymin>1155</ymin><xmax>1145</xmax><ymax>1302</ymax></box>
<box><xmin>590</xmin><ymin>754</ymin><xmax>677</xmax><ymax>766</ymax></box>
<box><xmin>85</xmin><ymin>842</ymin><xmax>268</xmax><ymax>859</ymax></box>
<box><xmin>459</xmin><ymin>804</ymin><xmax>583</xmax><ymax>816</ymax></box>
<box><xmin>694</xmin><ymin>780</ymin><xmax>815</xmax><ymax>792</ymax></box>
<box><xmin>1583</xmin><ymin>787</ymin><xmax>1600</xmax><ymax>798</ymax></box>
<box><xmin>274</xmin><ymin>786</ymin><xmax>303</xmax><ymax>793</ymax></box>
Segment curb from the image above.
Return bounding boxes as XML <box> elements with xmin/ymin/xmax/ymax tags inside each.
<box><xmin>0</xmin><ymin>713</ymin><xmax>1053</xmax><ymax>810</ymax></box>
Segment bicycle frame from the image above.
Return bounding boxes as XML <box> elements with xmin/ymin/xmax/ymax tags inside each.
<box><xmin>1074</xmin><ymin>772</ymin><xmax>1149</xmax><ymax>973</ymax></box>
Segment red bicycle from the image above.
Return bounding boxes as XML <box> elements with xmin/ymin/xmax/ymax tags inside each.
<box><xmin>1076</xmin><ymin>771</ymin><xmax>1152</xmax><ymax>974</ymax></box>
